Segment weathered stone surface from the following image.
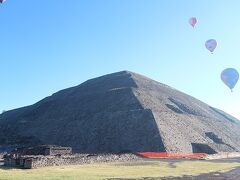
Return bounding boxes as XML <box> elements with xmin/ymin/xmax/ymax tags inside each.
<box><xmin>0</xmin><ymin>71</ymin><xmax>240</xmax><ymax>153</ymax></box>
<box><xmin>4</xmin><ymin>153</ymin><xmax>141</xmax><ymax>169</ymax></box>
<box><xmin>9</xmin><ymin>145</ymin><xmax>72</xmax><ymax>156</ymax></box>
<box><xmin>0</xmin><ymin>153</ymin><xmax>5</xmax><ymax>160</ymax></box>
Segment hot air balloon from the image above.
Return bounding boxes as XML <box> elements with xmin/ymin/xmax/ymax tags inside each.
<box><xmin>0</xmin><ymin>0</ymin><xmax>6</xmax><ymax>3</ymax></box>
<box><xmin>205</xmin><ymin>39</ymin><xmax>217</xmax><ymax>53</ymax></box>
<box><xmin>189</xmin><ymin>17</ymin><xmax>197</xmax><ymax>28</ymax></box>
<box><xmin>221</xmin><ymin>68</ymin><xmax>239</xmax><ymax>92</ymax></box>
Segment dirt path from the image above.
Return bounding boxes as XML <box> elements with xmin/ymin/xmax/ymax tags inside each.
<box><xmin>160</xmin><ymin>167</ymin><xmax>240</xmax><ymax>180</ymax></box>
<box><xmin>107</xmin><ymin>158</ymin><xmax>240</xmax><ymax>180</ymax></box>
<box><xmin>107</xmin><ymin>167</ymin><xmax>240</xmax><ymax>179</ymax></box>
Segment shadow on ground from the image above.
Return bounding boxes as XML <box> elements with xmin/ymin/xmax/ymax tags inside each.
<box><xmin>106</xmin><ymin>167</ymin><xmax>240</xmax><ymax>180</ymax></box>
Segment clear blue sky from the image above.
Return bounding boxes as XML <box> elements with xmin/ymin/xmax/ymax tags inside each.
<box><xmin>0</xmin><ymin>1</ymin><xmax>240</xmax><ymax>119</ymax></box>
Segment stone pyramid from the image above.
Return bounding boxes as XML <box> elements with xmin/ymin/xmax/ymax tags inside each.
<box><xmin>0</xmin><ymin>71</ymin><xmax>240</xmax><ymax>153</ymax></box>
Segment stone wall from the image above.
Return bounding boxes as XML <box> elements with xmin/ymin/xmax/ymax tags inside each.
<box><xmin>10</xmin><ymin>145</ymin><xmax>72</xmax><ymax>156</ymax></box>
<box><xmin>5</xmin><ymin>153</ymin><xmax>141</xmax><ymax>169</ymax></box>
<box><xmin>0</xmin><ymin>153</ymin><xmax>5</xmax><ymax>159</ymax></box>
<box><xmin>48</xmin><ymin>147</ymin><xmax>72</xmax><ymax>155</ymax></box>
<box><xmin>4</xmin><ymin>157</ymin><xmax>18</xmax><ymax>167</ymax></box>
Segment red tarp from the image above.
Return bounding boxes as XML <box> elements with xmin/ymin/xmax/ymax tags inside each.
<box><xmin>137</xmin><ymin>152</ymin><xmax>207</xmax><ymax>159</ymax></box>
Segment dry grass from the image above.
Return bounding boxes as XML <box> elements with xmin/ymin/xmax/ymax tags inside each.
<box><xmin>0</xmin><ymin>160</ymin><xmax>240</xmax><ymax>180</ymax></box>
